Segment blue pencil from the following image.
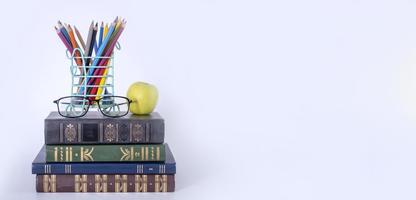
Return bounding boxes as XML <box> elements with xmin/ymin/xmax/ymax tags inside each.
<box><xmin>98</xmin><ymin>22</ymin><xmax>103</xmax><ymax>47</ymax></box>
<box><xmin>57</xmin><ymin>21</ymin><xmax>71</xmax><ymax>46</ymax></box>
<box><xmin>93</xmin><ymin>22</ymin><xmax>103</xmax><ymax>55</ymax></box>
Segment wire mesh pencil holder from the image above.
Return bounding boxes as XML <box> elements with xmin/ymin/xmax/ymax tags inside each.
<box><xmin>66</xmin><ymin>43</ymin><xmax>121</xmax><ymax>107</ymax></box>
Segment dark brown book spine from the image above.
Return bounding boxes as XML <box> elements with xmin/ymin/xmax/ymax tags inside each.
<box><xmin>36</xmin><ymin>174</ymin><xmax>175</xmax><ymax>192</ymax></box>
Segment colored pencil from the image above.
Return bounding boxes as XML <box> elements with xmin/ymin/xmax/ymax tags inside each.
<box><xmin>55</xmin><ymin>18</ymin><xmax>126</xmax><ymax>97</ymax></box>
<box><xmin>73</xmin><ymin>26</ymin><xmax>86</xmax><ymax>51</ymax></box>
<box><xmin>84</xmin><ymin>21</ymin><xmax>95</xmax><ymax>66</ymax></box>
<box><xmin>98</xmin><ymin>22</ymin><xmax>104</xmax><ymax>47</ymax></box>
<box><xmin>90</xmin><ymin>21</ymin><xmax>126</xmax><ymax>97</ymax></box>
<box><xmin>84</xmin><ymin>23</ymin><xmax>98</xmax><ymax>95</ymax></box>
<box><xmin>57</xmin><ymin>21</ymin><xmax>71</xmax><ymax>46</ymax></box>
<box><xmin>104</xmin><ymin>23</ymin><xmax>108</xmax><ymax>37</ymax></box>
<box><xmin>66</xmin><ymin>25</ymin><xmax>83</xmax><ymax>66</ymax></box>
<box><xmin>55</xmin><ymin>27</ymin><xmax>73</xmax><ymax>53</ymax></box>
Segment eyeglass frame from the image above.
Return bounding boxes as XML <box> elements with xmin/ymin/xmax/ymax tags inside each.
<box><xmin>53</xmin><ymin>95</ymin><xmax>133</xmax><ymax>118</ymax></box>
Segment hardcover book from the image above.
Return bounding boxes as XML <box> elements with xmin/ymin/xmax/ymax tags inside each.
<box><xmin>33</xmin><ymin>144</ymin><xmax>176</xmax><ymax>174</ymax></box>
<box><xmin>46</xmin><ymin>144</ymin><xmax>166</xmax><ymax>162</ymax></box>
<box><xmin>36</xmin><ymin>174</ymin><xmax>175</xmax><ymax>192</ymax></box>
<box><xmin>45</xmin><ymin>111</ymin><xmax>164</xmax><ymax>144</ymax></box>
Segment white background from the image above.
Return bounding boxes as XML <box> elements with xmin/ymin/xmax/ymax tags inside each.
<box><xmin>1</xmin><ymin>0</ymin><xmax>416</xmax><ymax>199</ymax></box>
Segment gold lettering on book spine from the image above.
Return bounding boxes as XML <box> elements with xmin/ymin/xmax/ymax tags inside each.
<box><xmin>60</xmin><ymin>147</ymin><xmax>63</xmax><ymax>161</ymax></box>
<box><xmin>154</xmin><ymin>175</ymin><xmax>167</xmax><ymax>192</ymax></box>
<box><xmin>51</xmin><ymin>175</ymin><xmax>56</xmax><ymax>192</ymax></box>
<box><xmin>162</xmin><ymin>175</ymin><xmax>167</xmax><ymax>192</ymax></box>
<box><xmin>95</xmin><ymin>175</ymin><xmax>99</xmax><ymax>192</ymax></box>
<box><xmin>141</xmin><ymin>147</ymin><xmax>144</xmax><ymax>160</ymax></box>
<box><xmin>122</xmin><ymin>175</ymin><xmax>128</xmax><ymax>192</ymax></box>
<box><xmin>75</xmin><ymin>175</ymin><xmax>88</xmax><ymax>192</ymax></box>
<box><xmin>103</xmin><ymin>175</ymin><xmax>108</xmax><ymax>192</ymax></box>
<box><xmin>143</xmin><ymin>175</ymin><xmax>148</xmax><ymax>192</ymax></box>
<box><xmin>145</xmin><ymin>147</ymin><xmax>148</xmax><ymax>161</ymax></box>
<box><xmin>155</xmin><ymin>175</ymin><xmax>160</xmax><ymax>192</ymax></box>
<box><xmin>80</xmin><ymin>148</ymin><xmax>83</xmax><ymax>161</ymax></box>
<box><xmin>115</xmin><ymin>175</ymin><xmax>121</xmax><ymax>192</ymax></box>
<box><xmin>120</xmin><ymin>147</ymin><xmax>135</xmax><ymax>161</ymax></box>
<box><xmin>42</xmin><ymin>175</ymin><xmax>56</xmax><ymax>192</ymax></box>
<box><xmin>54</xmin><ymin>147</ymin><xmax>58</xmax><ymax>161</ymax></box>
<box><xmin>151</xmin><ymin>146</ymin><xmax>154</xmax><ymax>160</ymax></box>
<box><xmin>134</xmin><ymin>175</ymin><xmax>148</xmax><ymax>192</ymax></box>
<box><xmin>95</xmin><ymin>175</ymin><xmax>108</xmax><ymax>192</ymax></box>
<box><xmin>75</xmin><ymin>175</ymin><xmax>80</xmax><ymax>192</ymax></box>
<box><xmin>131</xmin><ymin>147</ymin><xmax>134</xmax><ymax>161</ymax></box>
<box><xmin>43</xmin><ymin>175</ymin><xmax>49</xmax><ymax>192</ymax></box>
<box><xmin>65</xmin><ymin>147</ymin><xmax>69</xmax><ymax>161</ymax></box>
<box><xmin>80</xmin><ymin>147</ymin><xmax>94</xmax><ymax>162</ymax></box>
<box><xmin>70</xmin><ymin>147</ymin><xmax>73</xmax><ymax>161</ymax></box>
<box><xmin>82</xmin><ymin>175</ymin><xmax>88</xmax><ymax>192</ymax></box>
<box><xmin>156</xmin><ymin>147</ymin><xmax>160</xmax><ymax>160</ymax></box>
<box><xmin>134</xmin><ymin>175</ymin><xmax>140</xmax><ymax>192</ymax></box>
<box><xmin>134</xmin><ymin>175</ymin><xmax>147</xmax><ymax>192</ymax></box>
<box><xmin>112</xmin><ymin>175</ymin><xmax>128</xmax><ymax>192</ymax></box>
<box><xmin>120</xmin><ymin>147</ymin><xmax>131</xmax><ymax>161</ymax></box>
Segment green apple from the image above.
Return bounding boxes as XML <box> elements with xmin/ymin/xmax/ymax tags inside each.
<box><xmin>127</xmin><ymin>82</ymin><xmax>159</xmax><ymax>115</ymax></box>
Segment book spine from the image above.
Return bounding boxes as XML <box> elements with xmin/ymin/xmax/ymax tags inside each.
<box><xmin>36</xmin><ymin>174</ymin><xmax>175</xmax><ymax>192</ymax></box>
<box><xmin>46</xmin><ymin>145</ymin><xmax>165</xmax><ymax>162</ymax></box>
<box><xmin>44</xmin><ymin>118</ymin><xmax>164</xmax><ymax>144</ymax></box>
<box><xmin>32</xmin><ymin>163</ymin><xmax>175</xmax><ymax>174</ymax></box>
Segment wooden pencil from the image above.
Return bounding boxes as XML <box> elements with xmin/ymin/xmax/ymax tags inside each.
<box><xmin>57</xmin><ymin>21</ymin><xmax>72</xmax><ymax>47</ymax></box>
<box><xmin>98</xmin><ymin>22</ymin><xmax>104</xmax><ymax>47</ymax></box>
<box><xmin>74</xmin><ymin>26</ymin><xmax>86</xmax><ymax>51</ymax></box>
<box><xmin>55</xmin><ymin>26</ymin><xmax>73</xmax><ymax>52</ymax></box>
<box><xmin>84</xmin><ymin>21</ymin><xmax>95</xmax><ymax>66</ymax></box>
<box><xmin>66</xmin><ymin>25</ymin><xmax>83</xmax><ymax>66</ymax></box>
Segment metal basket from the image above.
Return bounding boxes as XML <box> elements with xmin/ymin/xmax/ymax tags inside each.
<box><xmin>66</xmin><ymin>44</ymin><xmax>120</xmax><ymax>105</ymax></box>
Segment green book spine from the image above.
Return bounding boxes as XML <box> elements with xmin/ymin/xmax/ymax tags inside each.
<box><xmin>46</xmin><ymin>144</ymin><xmax>165</xmax><ymax>162</ymax></box>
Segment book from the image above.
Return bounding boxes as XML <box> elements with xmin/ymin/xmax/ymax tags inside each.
<box><xmin>33</xmin><ymin>144</ymin><xmax>176</xmax><ymax>174</ymax></box>
<box><xmin>45</xmin><ymin>111</ymin><xmax>164</xmax><ymax>144</ymax></box>
<box><xmin>46</xmin><ymin>144</ymin><xmax>166</xmax><ymax>162</ymax></box>
<box><xmin>36</xmin><ymin>174</ymin><xmax>175</xmax><ymax>192</ymax></box>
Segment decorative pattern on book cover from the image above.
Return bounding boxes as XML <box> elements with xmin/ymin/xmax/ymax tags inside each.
<box><xmin>46</xmin><ymin>144</ymin><xmax>165</xmax><ymax>162</ymax></box>
<box><xmin>45</xmin><ymin>111</ymin><xmax>164</xmax><ymax>144</ymax></box>
<box><xmin>33</xmin><ymin>145</ymin><xmax>176</xmax><ymax>174</ymax></box>
<box><xmin>37</xmin><ymin>174</ymin><xmax>175</xmax><ymax>192</ymax></box>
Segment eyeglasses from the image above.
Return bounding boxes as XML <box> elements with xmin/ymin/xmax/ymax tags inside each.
<box><xmin>53</xmin><ymin>96</ymin><xmax>132</xmax><ymax>118</ymax></box>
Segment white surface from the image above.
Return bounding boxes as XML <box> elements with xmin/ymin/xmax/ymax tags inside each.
<box><xmin>1</xmin><ymin>0</ymin><xmax>416</xmax><ymax>199</ymax></box>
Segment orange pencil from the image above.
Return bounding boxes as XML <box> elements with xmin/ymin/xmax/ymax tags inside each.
<box><xmin>66</xmin><ymin>25</ymin><xmax>83</xmax><ymax>66</ymax></box>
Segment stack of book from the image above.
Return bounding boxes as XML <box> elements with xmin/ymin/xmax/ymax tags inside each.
<box><xmin>32</xmin><ymin>111</ymin><xmax>175</xmax><ymax>192</ymax></box>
